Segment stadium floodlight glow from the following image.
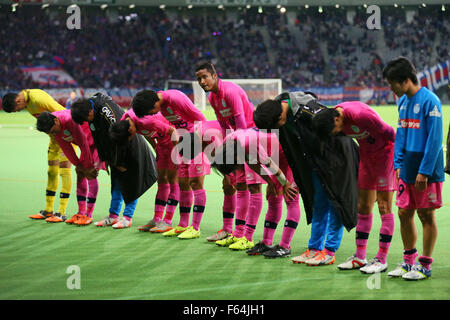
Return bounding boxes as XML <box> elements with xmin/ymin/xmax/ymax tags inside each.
<box><xmin>160</xmin><ymin>4</ymin><xmax>166</xmax><ymax>9</ymax></box>
<box><xmin>335</xmin><ymin>4</ymin><xmax>339</xmax><ymax>8</ymax></box>
<box><xmin>422</xmin><ymin>3</ymin><xmax>426</xmax><ymax>7</ymax></box>
<box><xmin>129</xmin><ymin>4</ymin><xmax>135</xmax><ymax>9</ymax></box>
<box><xmin>276</xmin><ymin>4</ymin><xmax>281</xmax><ymax>9</ymax></box>
<box><xmin>42</xmin><ymin>3</ymin><xmax>50</xmax><ymax>9</ymax></box>
<box><xmin>218</xmin><ymin>4</ymin><xmax>224</xmax><ymax>9</ymax></box>
<box><xmin>318</xmin><ymin>6</ymin><xmax>323</xmax><ymax>13</ymax></box>
<box><xmin>280</xmin><ymin>7</ymin><xmax>286</xmax><ymax>14</ymax></box>
<box><xmin>100</xmin><ymin>4</ymin><xmax>108</xmax><ymax>9</ymax></box>
<box><xmin>258</xmin><ymin>6</ymin><xmax>263</xmax><ymax>14</ymax></box>
<box><xmin>363</xmin><ymin>4</ymin><xmax>368</xmax><ymax>8</ymax></box>
<box><xmin>188</xmin><ymin>4</ymin><xmax>193</xmax><ymax>9</ymax></box>
<box><xmin>305</xmin><ymin>4</ymin><xmax>309</xmax><ymax>9</ymax></box>
<box><xmin>246</xmin><ymin>5</ymin><xmax>251</xmax><ymax>9</ymax></box>
<box><xmin>442</xmin><ymin>4</ymin><xmax>445</xmax><ymax>11</ymax></box>
<box><xmin>394</xmin><ymin>3</ymin><xmax>398</xmax><ymax>7</ymax></box>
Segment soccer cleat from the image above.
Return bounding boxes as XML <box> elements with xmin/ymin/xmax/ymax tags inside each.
<box><xmin>388</xmin><ymin>262</ymin><xmax>416</xmax><ymax>278</ymax></box>
<box><xmin>246</xmin><ymin>241</ymin><xmax>273</xmax><ymax>256</ymax></box>
<box><xmin>402</xmin><ymin>264</ymin><xmax>431</xmax><ymax>280</ymax></box>
<box><xmin>305</xmin><ymin>250</ymin><xmax>336</xmax><ymax>266</ymax></box>
<box><xmin>206</xmin><ymin>229</ymin><xmax>230</xmax><ymax>242</ymax></box>
<box><xmin>138</xmin><ymin>219</ymin><xmax>157</xmax><ymax>232</ymax></box>
<box><xmin>177</xmin><ymin>226</ymin><xmax>201</xmax><ymax>239</ymax></box>
<box><xmin>292</xmin><ymin>249</ymin><xmax>321</xmax><ymax>264</ymax></box>
<box><xmin>74</xmin><ymin>215</ymin><xmax>93</xmax><ymax>226</ymax></box>
<box><xmin>216</xmin><ymin>235</ymin><xmax>240</xmax><ymax>247</ymax></box>
<box><xmin>95</xmin><ymin>216</ymin><xmax>118</xmax><ymax>227</ymax></box>
<box><xmin>263</xmin><ymin>244</ymin><xmax>291</xmax><ymax>258</ymax></box>
<box><xmin>112</xmin><ymin>217</ymin><xmax>132</xmax><ymax>229</ymax></box>
<box><xmin>229</xmin><ymin>237</ymin><xmax>254</xmax><ymax>251</ymax></box>
<box><xmin>360</xmin><ymin>258</ymin><xmax>388</xmax><ymax>274</ymax></box>
<box><xmin>162</xmin><ymin>226</ymin><xmax>188</xmax><ymax>237</ymax></box>
<box><xmin>45</xmin><ymin>212</ymin><xmax>66</xmax><ymax>223</ymax></box>
<box><xmin>65</xmin><ymin>213</ymin><xmax>84</xmax><ymax>224</ymax></box>
<box><xmin>337</xmin><ymin>255</ymin><xmax>368</xmax><ymax>270</ymax></box>
<box><xmin>150</xmin><ymin>221</ymin><xmax>173</xmax><ymax>233</ymax></box>
<box><xmin>29</xmin><ymin>210</ymin><xmax>53</xmax><ymax>220</ymax></box>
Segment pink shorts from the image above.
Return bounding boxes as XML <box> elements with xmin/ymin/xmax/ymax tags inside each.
<box><xmin>156</xmin><ymin>143</ymin><xmax>176</xmax><ymax>171</ymax></box>
<box><xmin>177</xmin><ymin>152</ymin><xmax>211</xmax><ymax>178</ymax></box>
<box><xmin>358</xmin><ymin>144</ymin><xmax>396</xmax><ymax>191</ymax></box>
<box><xmin>235</xmin><ymin>163</ymin><xmax>266</xmax><ymax>185</ymax></box>
<box><xmin>396</xmin><ymin>178</ymin><xmax>443</xmax><ymax>209</ymax></box>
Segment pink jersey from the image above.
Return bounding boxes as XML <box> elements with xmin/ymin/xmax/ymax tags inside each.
<box><xmin>208</xmin><ymin>79</ymin><xmax>256</xmax><ymax>133</ymax></box>
<box><xmin>122</xmin><ymin>109</ymin><xmax>172</xmax><ymax>146</ymax></box>
<box><xmin>52</xmin><ymin>109</ymin><xmax>97</xmax><ymax>169</ymax></box>
<box><xmin>226</xmin><ymin>128</ymin><xmax>290</xmax><ymax>177</ymax></box>
<box><xmin>335</xmin><ymin>101</ymin><xmax>396</xmax><ymax>154</ymax></box>
<box><xmin>158</xmin><ymin>90</ymin><xmax>206</xmax><ymax>132</ymax></box>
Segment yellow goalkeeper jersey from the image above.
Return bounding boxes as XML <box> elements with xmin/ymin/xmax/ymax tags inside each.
<box><xmin>22</xmin><ymin>89</ymin><xmax>65</xmax><ymax>118</ymax></box>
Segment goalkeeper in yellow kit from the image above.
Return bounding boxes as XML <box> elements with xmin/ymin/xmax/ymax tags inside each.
<box><xmin>2</xmin><ymin>89</ymin><xmax>73</xmax><ymax>222</ymax></box>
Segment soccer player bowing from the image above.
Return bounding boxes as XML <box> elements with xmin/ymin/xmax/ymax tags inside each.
<box><xmin>312</xmin><ymin>101</ymin><xmax>396</xmax><ymax>274</ymax></box>
<box><xmin>70</xmin><ymin>93</ymin><xmax>158</xmax><ymax>229</ymax></box>
<box><xmin>36</xmin><ymin>110</ymin><xmax>103</xmax><ymax>225</ymax></box>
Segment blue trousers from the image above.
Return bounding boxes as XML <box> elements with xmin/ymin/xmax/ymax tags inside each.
<box><xmin>307</xmin><ymin>173</ymin><xmax>344</xmax><ymax>253</ymax></box>
<box><xmin>110</xmin><ymin>177</ymin><xmax>138</xmax><ymax>218</ymax></box>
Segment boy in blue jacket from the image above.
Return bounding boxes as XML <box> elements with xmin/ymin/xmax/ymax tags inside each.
<box><xmin>383</xmin><ymin>57</ymin><xmax>445</xmax><ymax>280</ymax></box>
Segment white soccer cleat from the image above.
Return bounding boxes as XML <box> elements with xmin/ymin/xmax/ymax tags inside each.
<box><xmin>388</xmin><ymin>262</ymin><xmax>415</xmax><ymax>278</ymax></box>
<box><xmin>360</xmin><ymin>258</ymin><xmax>388</xmax><ymax>274</ymax></box>
<box><xmin>337</xmin><ymin>255</ymin><xmax>367</xmax><ymax>270</ymax></box>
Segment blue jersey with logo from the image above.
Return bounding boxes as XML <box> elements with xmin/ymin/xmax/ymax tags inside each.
<box><xmin>394</xmin><ymin>87</ymin><xmax>444</xmax><ymax>183</ymax></box>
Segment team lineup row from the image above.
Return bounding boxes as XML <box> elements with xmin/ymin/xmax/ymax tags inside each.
<box><xmin>2</xmin><ymin>57</ymin><xmax>449</xmax><ymax>282</ymax></box>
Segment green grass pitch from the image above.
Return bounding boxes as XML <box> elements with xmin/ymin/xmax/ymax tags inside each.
<box><xmin>0</xmin><ymin>106</ymin><xmax>449</xmax><ymax>300</ymax></box>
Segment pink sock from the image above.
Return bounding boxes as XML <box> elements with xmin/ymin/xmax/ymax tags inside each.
<box><xmin>418</xmin><ymin>255</ymin><xmax>433</xmax><ymax>270</ymax></box>
<box><xmin>163</xmin><ymin>183</ymin><xmax>180</xmax><ymax>224</ymax></box>
<box><xmin>76</xmin><ymin>176</ymin><xmax>88</xmax><ymax>214</ymax></box>
<box><xmin>86</xmin><ymin>178</ymin><xmax>98</xmax><ymax>218</ymax></box>
<box><xmin>222</xmin><ymin>194</ymin><xmax>236</xmax><ymax>233</ymax></box>
<box><xmin>262</xmin><ymin>194</ymin><xmax>283</xmax><ymax>246</ymax></box>
<box><xmin>154</xmin><ymin>183</ymin><xmax>170</xmax><ymax>223</ymax></box>
<box><xmin>403</xmin><ymin>248</ymin><xmax>418</xmax><ymax>265</ymax></box>
<box><xmin>244</xmin><ymin>193</ymin><xmax>263</xmax><ymax>242</ymax></box>
<box><xmin>280</xmin><ymin>194</ymin><xmax>300</xmax><ymax>249</ymax></box>
<box><xmin>178</xmin><ymin>190</ymin><xmax>193</xmax><ymax>227</ymax></box>
<box><xmin>109</xmin><ymin>213</ymin><xmax>119</xmax><ymax>219</ymax></box>
<box><xmin>191</xmin><ymin>189</ymin><xmax>206</xmax><ymax>230</ymax></box>
<box><xmin>376</xmin><ymin>213</ymin><xmax>395</xmax><ymax>264</ymax></box>
<box><xmin>233</xmin><ymin>190</ymin><xmax>250</xmax><ymax>238</ymax></box>
<box><xmin>124</xmin><ymin>215</ymin><xmax>132</xmax><ymax>221</ymax></box>
<box><xmin>324</xmin><ymin>248</ymin><xmax>335</xmax><ymax>256</ymax></box>
<box><xmin>355</xmin><ymin>213</ymin><xmax>373</xmax><ymax>260</ymax></box>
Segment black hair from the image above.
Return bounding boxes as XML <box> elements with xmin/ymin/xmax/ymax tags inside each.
<box><xmin>178</xmin><ymin>132</ymin><xmax>203</xmax><ymax>160</ymax></box>
<box><xmin>36</xmin><ymin>111</ymin><xmax>56</xmax><ymax>133</ymax></box>
<box><xmin>253</xmin><ymin>99</ymin><xmax>283</xmax><ymax>130</ymax></box>
<box><xmin>382</xmin><ymin>56</ymin><xmax>418</xmax><ymax>85</ymax></box>
<box><xmin>1</xmin><ymin>93</ymin><xmax>18</xmax><ymax>113</ymax></box>
<box><xmin>311</xmin><ymin>108</ymin><xmax>340</xmax><ymax>138</ymax></box>
<box><xmin>109</xmin><ymin>120</ymin><xmax>131</xmax><ymax>145</ymax></box>
<box><xmin>195</xmin><ymin>61</ymin><xmax>217</xmax><ymax>75</ymax></box>
<box><xmin>71</xmin><ymin>99</ymin><xmax>92</xmax><ymax>124</ymax></box>
<box><xmin>131</xmin><ymin>90</ymin><xmax>159</xmax><ymax>118</ymax></box>
<box><xmin>210</xmin><ymin>139</ymin><xmax>241</xmax><ymax>176</ymax></box>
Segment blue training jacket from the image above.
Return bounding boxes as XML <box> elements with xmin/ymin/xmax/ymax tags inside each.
<box><xmin>394</xmin><ymin>87</ymin><xmax>445</xmax><ymax>184</ymax></box>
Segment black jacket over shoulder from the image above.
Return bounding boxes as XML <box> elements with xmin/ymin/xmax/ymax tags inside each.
<box><xmin>88</xmin><ymin>93</ymin><xmax>158</xmax><ymax>204</ymax></box>
<box><xmin>274</xmin><ymin>92</ymin><xmax>359</xmax><ymax>231</ymax></box>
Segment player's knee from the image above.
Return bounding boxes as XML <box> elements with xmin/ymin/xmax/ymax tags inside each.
<box><xmin>47</xmin><ymin>166</ymin><xmax>59</xmax><ymax>179</ymax></box>
<box><xmin>357</xmin><ymin>202</ymin><xmax>372</xmax><ymax>214</ymax></box>
<box><xmin>417</xmin><ymin>210</ymin><xmax>434</xmax><ymax>225</ymax></box>
<box><xmin>377</xmin><ymin>201</ymin><xmax>391</xmax><ymax>215</ymax></box>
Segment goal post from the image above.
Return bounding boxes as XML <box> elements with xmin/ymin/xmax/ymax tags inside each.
<box><xmin>165</xmin><ymin>79</ymin><xmax>283</xmax><ymax>111</ymax></box>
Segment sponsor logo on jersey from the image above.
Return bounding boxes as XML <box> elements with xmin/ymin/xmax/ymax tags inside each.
<box><xmin>413</xmin><ymin>104</ymin><xmax>420</xmax><ymax>114</ymax></box>
<box><xmin>399</xmin><ymin>119</ymin><xmax>420</xmax><ymax>129</ymax></box>
<box><xmin>219</xmin><ymin>108</ymin><xmax>232</xmax><ymax>117</ymax></box>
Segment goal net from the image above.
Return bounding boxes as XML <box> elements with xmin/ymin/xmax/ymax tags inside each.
<box><xmin>165</xmin><ymin>79</ymin><xmax>283</xmax><ymax>111</ymax></box>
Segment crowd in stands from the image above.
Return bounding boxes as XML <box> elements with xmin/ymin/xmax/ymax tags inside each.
<box><xmin>0</xmin><ymin>5</ymin><xmax>448</xmax><ymax>91</ymax></box>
